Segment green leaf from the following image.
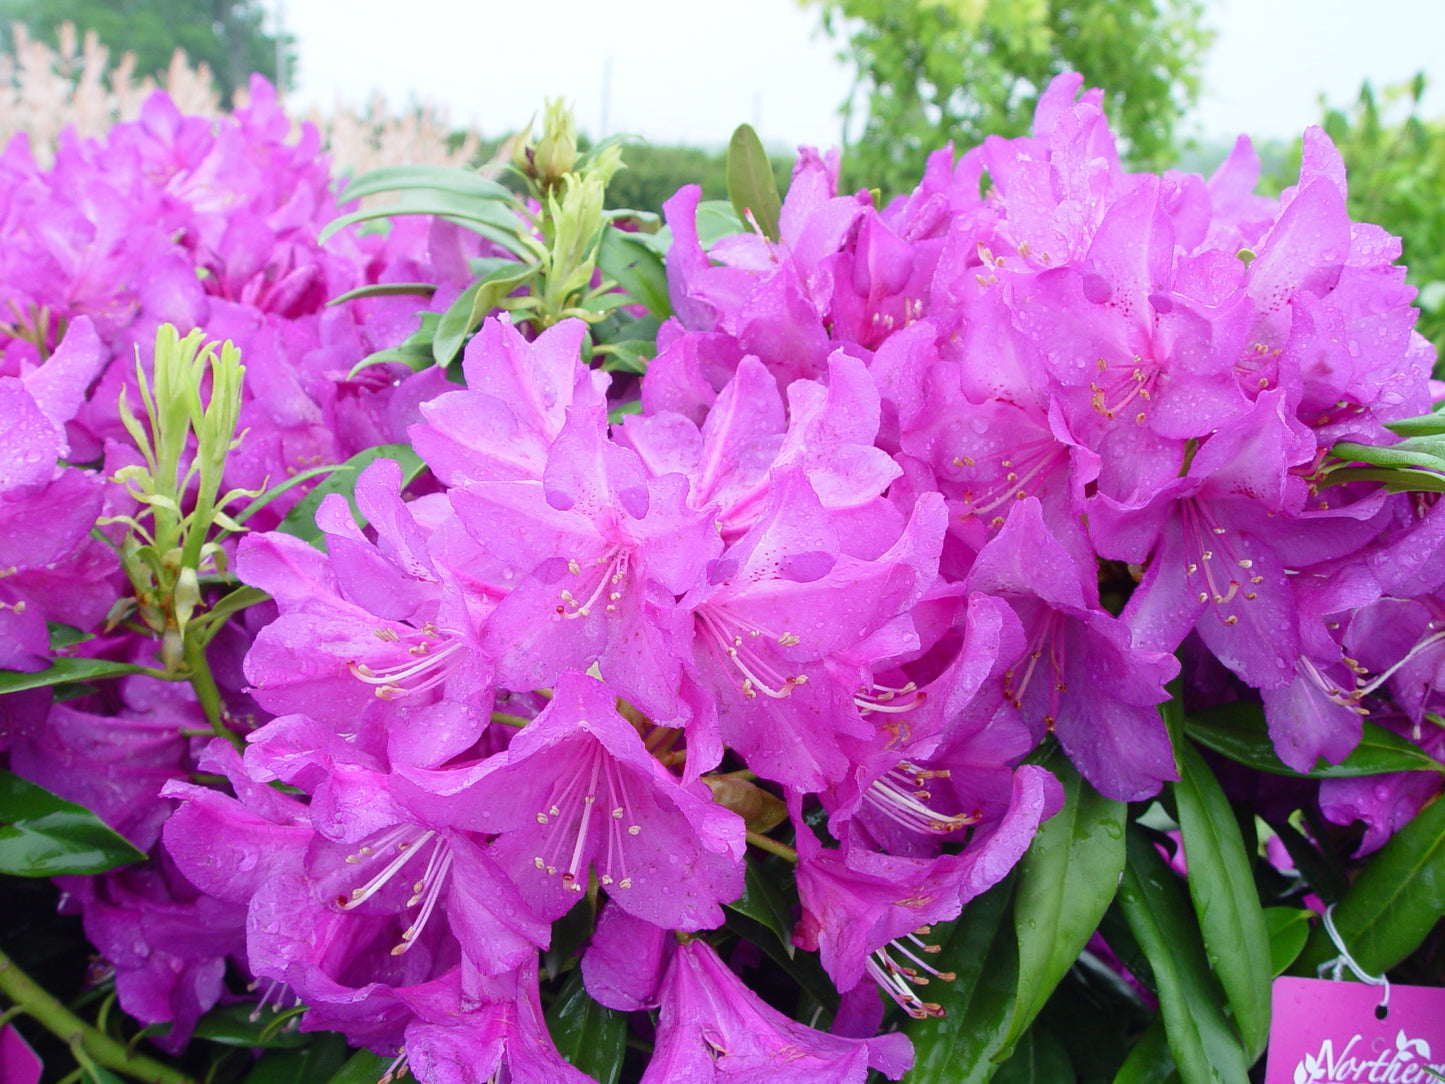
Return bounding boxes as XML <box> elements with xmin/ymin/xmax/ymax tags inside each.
<box><xmin>346</xmin><ymin>344</ymin><xmax>437</xmax><ymax>380</ymax></box>
<box><xmin>1263</xmin><ymin>907</ymin><xmax>1311</xmax><ymax>978</ymax></box>
<box><xmin>336</xmin><ymin>164</ymin><xmax>517</xmax><ymax>207</ymax></box>
<box><xmin>544</xmin><ymin>970</ymin><xmax>627</xmax><ymax>1084</ymax></box>
<box><xmin>596</xmin><ymin>229</ymin><xmax>672</xmax><ymax>319</ymax></box>
<box><xmin>1170</xmin><ymin>737</ymin><xmax>1271</xmax><ymax>1061</ymax></box>
<box><xmin>431</xmin><ymin>279</ymin><xmax>484</xmax><ymax>367</ymax></box>
<box><xmin>234</xmin><ymin>464</ymin><xmax>346</xmax><ymax>525</ymax></box>
<box><xmin>321</xmin><ymin>189</ymin><xmax>531</xmax><ymax>259</ymax></box>
<box><xmin>1112</xmin><ymin>1020</ymin><xmax>1179</xmax><ymax>1084</ymax></box>
<box><xmin>1387</xmin><ymin>409</ymin><xmax>1445</xmax><ymax>436</ymax></box>
<box><xmin>243</xmin><ymin>1032</ymin><xmax>350</xmax><ymax>1084</ymax></box>
<box><xmin>726</xmin><ymin>124</ymin><xmax>783</xmax><ymax>242</ymax></box>
<box><xmin>1118</xmin><ymin>827</ymin><xmax>1251</xmax><ymax>1084</ymax></box>
<box><xmin>1184</xmin><ymin>703</ymin><xmax>1445</xmax><ymax>777</ymax></box>
<box><xmin>993</xmin><ymin>1026</ymin><xmax>1073</xmax><ymax>1084</ymax></box>
<box><xmin>190</xmin><ymin>1003</ymin><xmax>309</xmax><ymax>1048</ymax></box>
<box><xmin>607</xmin><ymin>401</ymin><xmax>644</xmax><ymax>425</ymax></box>
<box><xmin>694</xmin><ymin>200</ymin><xmax>746</xmax><ymax>248</ymax></box>
<box><xmin>725</xmin><ymin>854</ymin><xmax>796</xmax><ymax>957</ymax></box>
<box><xmin>276</xmin><ymin>445</ymin><xmax>427</xmax><ymax>547</ymax></box>
<box><xmin>0</xmin><ymin>770</ymin><xmax>147</xmax><ymax>876</ymax></box>
<box><xmin>722</xmin><ymin>907</ymin><xmax>839</xmax><ymax>1012</ymax></box>
<box><xmin>596</xmin><ymin>339</ymin><xmax>653</xmax><ymax>374</ymax></box>
<box><xmin>1331</xmin><ymin>439</ymin><xmax>1445</xmax><ymax>471</ymax></box>
<box><xmin>904</xmin><ymin>875</ymin><xmax>1017</xmax><ymax>1084</ymax></box>
<box><xmin>1316</xmin><ymin>466</ymin><xmax>1445</xmax><ymax>493</ymax></box>
<box><xmin>46</xmin><ymin>623</ymin><xmax>95</xmax><ymax>649</ymax></box>
<box><xmin>321</xmin><ymin>1050</ymin><xmax>388</xmax><ymax>1084</ymax></box>
<box><xmin>1296</xmin><ymin>791</ymin><xmax>1445</xmax><ymax>976</ymax></box>
<box><xmin>326</xmin><ymin>282</ymin><xmax>438</xmax><ymax>305</ymax></box>
<box><xmin>1003</xmin><ymin>754</ymin><xmax>1125</xmax><ymax>1057</ymax></box>
<box><xmin>0</xmin><ymin>656</ymin><xmax>149</xmax><ymax>695</ymax></box>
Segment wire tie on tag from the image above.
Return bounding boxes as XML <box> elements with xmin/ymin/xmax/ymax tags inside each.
<box><xmin>1318</xmin><ymin>903</ymin><xmax>1391</xmax><ymax>1016</ymax></box>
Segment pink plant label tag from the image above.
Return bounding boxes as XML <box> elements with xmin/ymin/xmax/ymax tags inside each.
<box><xmin>1266</xmin><ymin>977</ymin><xmax>1445</xmax><ymax>1084</ymax></box>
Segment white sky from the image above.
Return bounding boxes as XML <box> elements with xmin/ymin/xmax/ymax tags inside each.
<box><xmin>276</xmin><ymin>0</ymin><xmax>1445</xmax><ymax>152</ymax></box>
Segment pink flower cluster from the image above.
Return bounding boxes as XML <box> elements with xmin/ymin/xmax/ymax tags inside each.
<box><xmin>7</xmin><ymin>71</ymin><xmax>1445</xmax><ymax>1083</ymax></box>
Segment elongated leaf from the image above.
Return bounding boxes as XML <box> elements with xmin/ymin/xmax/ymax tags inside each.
<box><xmin>0</xmin><ymin>656</ymin><xmax>148</xmax><ymax>694</ymax></box>
<box><xmin>1118</xmin><ymin>828</ymin><xmax>1251</xmax><ymax>1084</ymax></box>
<box><xmin>726</xmin><ymin>124</ymin><xmax>782</xmax><ymax>242</ymax></box>
<box><xmin>1387</xmin><ymin>409</ymin><xmax>1445</xmax><ymax>436</ymax></box>
<box><xmin>322</xmin><ymin>1051</ymin><xmax>387</xmax><ymax>1084</ymax></box>
<box><xmin>905</xmin><ymin>875</ymin><xmax>1017</xmax><ymax>1084</ymax></box>
<box><xmin>0</xmin><ymin>770</ymin><xmax>147</xmax><ymax>876</ymax></box>
<box><xmin>47</xmin><ymin>623</ymin><xmax>94</xmax><ymax>649</ymax></box>
<box><xmin>243</xmin><ymin>1033</ymin><xmax>349</xmax><ymax>1084</ymax></box>
<box><xmin>431</xmin><ymin>279</ymin><xmax>484</xmax><ymax>366</ymax></box>
<box><xmin>337</xmin><ymin>164</ymin><xmax>516</xmax><ymax>206</ymax></box>
<box><xmin>234</xmin><ymin>464</ymin><xmax>345</xmax><ymax>525</ymax></box>
<box><xmin>1170</xmin><ymin>737</ymin><xmax>1271</xmax><ymax>1061</ymax></box>
<box><xmin>1262</xmin><ymin>907</ymin><xmax>1311</xmax><ymax>978</ymax></box>
<box><xmin>1004</xmin><ymin>755</ymin><xmax>1125</xmax><ymax>1057</ymax></box>
<box><xmin>1331</xmin><ymin>439</ymin><xmax>1445</xmax><ymax>470</ymax></box>
<box><xmin>1296</xmin><ymin>790</ymin><xmax>1445</xmax><ymax>976</ymax></box>
<box><xmin>190</xmin><ymin>1004</ymin><xmax>308</xmax><ymax>1048</ymax></box>
<box><xmin>346</xmin><ymin>344</ymin><xmax>436</xmax><ymax>379</ymax></box>
<box><xmin>1317</xmin><ymin>466</ymin><xmax>1445</xmax><ymax>492</ymax></box>
<box><xmin>1185</xmin><ymin>703</ymin><xmax>1444</xmax><ymax>777</ymax></box>
<box><xmin>596</xmin><ymin>229</ymin><xmax>672</xmax><ymax>319</ymax></box>
<box><xmin>327</xmin><ymin>282</ymin><xmax>438</xmax><ymax>305</ymax></box>
<box><xmin>1113</xmin><ymin>1020</ymin><xmax>1178</xmax><ymax>1084</ymax></box>
<box><xmin>725</xmin><ymin>854</ymin><xmax>795</xmax><ymax>957</ymax></box>
<box><xmin>277</xmin><ymin>445</ymin><xmax>427</xmax><ymax>546</ymax></box>
<box><xmin>993</xmin><ymin>1026</ymin><xmax>1072</xmax><ymax>1084</ymax></box>
<box><xmin>695</xmin><ymin>200</ymin><xmax>746</xmax><ymax>248</ymax></box>
<box><xmin>544</xmin><ymin>970</ymin><xmax>627</xmax><ymax>1084</ymax></box>
<box><xmin>723</xmin><ymin>907</ymin><xmax>839</xmax><ymax>1012</ymax></box>
<box><xmin>321</xmin><ymin>190</ymin><xmax>530</xmax><ymax>258</ymax></box>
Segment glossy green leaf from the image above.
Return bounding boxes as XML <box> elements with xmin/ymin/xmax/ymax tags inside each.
<box><xmin>336</xmin><ymin>164</ymin><xmax>516</xmax><ymax>207</ymax></box>
<box><xmin>190</xmin><ymin>1003</ymin><xmax>309</xmax><ymax>1048</ymax></box>
<box><xmin>1113</xmin><ymin>1020</ymin><xmax>1179</xmax><ymax>1084</ymax></box>
<box><xmin>1317</xmin><ymin>466</ymin><xmax>1445</xmax><ymax>493</ymax></box>
<box><xmin>326</xmin><ymin>282</ymin><xmax>438</xmax><ymax>305</ymax></box>
<box><xmin>596</xmin><ymin>229</ymin><xmax>672</xmax><ymax>319</ymax></box>
<box><xmin>321</xmin><ymin>1050</ymin><xmax>387</xmax><ymax>1084</ymax></box>
<box><xmin>1263</xmin><ymin>907</ymin><xmax>1311</xmax><ymax>978</ymax></box>
<box><xmin>1185</xmin><ymin>703</ymin><xmax>1444</xmax><ymax>777</ymax></box>
<box><xmin>904</xmin><ymin>875</ymin><xmax>1017</xmax><ymax>1084</ymax></box>
<box><xmin>1118</xmin><ymin>828</ymin><xmax>1251</xmax><ymax>1084</ymax></box>
<box><xmin>0</xmin><ymin>657</ymin><xmax>149</xmax><ymax>695</ymax></box>
<box><xmin>694</xmin><ymin>200</ymin><xmax>746</xmax><ymax>248</ymax></box>
<box><xmin>243</xmin><ymin>1032</ymin><xmax>349</xmax><ymax>1084</ymax></box>
<box><xmin>726</xmin><ymin>124</ymin><xmax>782</xmax><ymax>242</ymax></box>
<box><xmin>1004</xmin><ymin>754</ymin><xmax>1125</xmax><ymax>1057</ymax></box>
<box><xmin>544</xmin><ymin>970</ymin><xmax>627</xmax><ymax>1084</ymax></box>
<box><xmin>1270</xmin><ymin>816</ymin><xmax>1349</xmax><ymax>905</ymax></box>
<box><xmin>1296</xmin><ymin>790</ymin><xmax>1445</xmax><ymax>976</ymax></box>
<box><xmin>725</xmin><ymin>854</ymin><xmax>796</xmax><ymax>957</ymax></box>
<box><xmin>993</xmin><ymin>1026</ymin><xmax>1072</xmax><ymax>1084</ymax></box>
<box><xmin>1170</xmin><ymin>737</ymin><xmax>1271</xmax><ymax>1061</ymax></box>
<box><xmin>0</xmin><ymin>770</ymin><xmax>147</xmax><ymax>876</ymax></box>
<box><xmin>277</xmin><ymin>445</ymin><xmax>427</xmax><ymax>547</ymax></box>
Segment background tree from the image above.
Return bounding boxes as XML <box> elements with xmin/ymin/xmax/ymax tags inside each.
<box><xmin>805</xmin><ymin>0</ymin><xmax>1213</xmax><ymax>195</ymax></box>
<box><xmin>0</xmin><ymin>0</ymin><xmax>292</xmax><ymax>105</ymax></box>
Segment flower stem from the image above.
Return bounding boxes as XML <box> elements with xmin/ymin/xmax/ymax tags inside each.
<box><xmin>0</xmin><ymin>948</ymin><xmax>195</xmax><ymax>1084</ymax></box>
<box><xmin>745</xmin><ymin>831</ymin><xmax>798</xmax><ymax>864</ymax></box>
<box><xmin>182</xmin><ymin>633</ymin><xmax>242</xmax><ymax>752</ymax></box>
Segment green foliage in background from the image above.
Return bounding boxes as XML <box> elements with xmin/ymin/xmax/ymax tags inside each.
<box><xmin>803</xmin><ymin>0</ymin><xmax>1213</xmax><ymax>197</ymax></box>
<box><xmin>600</xmin><ymin>141</ymin><xmax>792</xmax><ymax>217</ymax></box>
<box><xmin>0</xmin><ymin>0</ymin><xmax>292</xmax><ymax>103</ymax></box>
<box><xmin>1267</xmin><ymin>75</ymin><xmax>1445</xmax><ymax>365</ymax></box>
